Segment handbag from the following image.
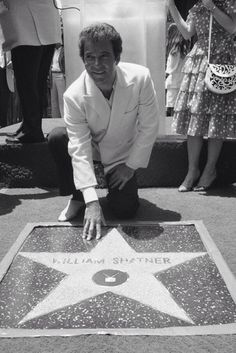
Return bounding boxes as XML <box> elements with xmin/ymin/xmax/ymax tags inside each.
<box><xmin>204</xmin><ymin>13</ymin><xmax>236</xmax><ymax>94</ymax></box>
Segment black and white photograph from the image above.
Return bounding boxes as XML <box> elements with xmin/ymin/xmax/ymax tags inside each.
<box><xmin>0</xmin><ymin>1</ymin><xmax>235</xmax><ymax>352</ymax></box>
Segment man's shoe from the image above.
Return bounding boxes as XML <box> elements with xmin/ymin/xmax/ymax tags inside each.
<box><xmin>58</xmin><ymin>199</ymin><xmax>85</xmax><ymax>222</ymax></box>
<box><xmin>5</xmin><ymin>126</ymin><xmax>23</xmax><ymax>137</ymax></box>
<box><xmin>5</xmin><ymin>133</ymin><xmax>45</xmax><ymax>144</ymax></box>
<box><xmin>5</xmin><ymin>131</ymin><xmax>19</xmax><ymax>137</ymax></box>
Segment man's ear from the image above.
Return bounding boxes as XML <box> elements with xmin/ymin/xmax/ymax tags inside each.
<box><xmin>115</xmin><ymin>55</ymin><xmax>120</xmax><ymax>65</ymax></box>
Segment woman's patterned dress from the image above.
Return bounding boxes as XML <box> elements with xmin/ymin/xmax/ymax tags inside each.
<box><xmin>172</xmin><ymin>0</ymin><xmax>236</xmax><ymax>138</ymax></box>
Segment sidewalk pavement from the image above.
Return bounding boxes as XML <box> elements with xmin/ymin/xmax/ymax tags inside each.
<box><xmin>0</xmin><ymin>184</ymin><xmax>235</xmax><ymax>353</ymax></box>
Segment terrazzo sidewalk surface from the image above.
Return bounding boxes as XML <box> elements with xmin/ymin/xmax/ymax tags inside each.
<box><xmin>0</xmin><ymin>186</ymin><xmax>235</xmax><ymax>353</ymax></box>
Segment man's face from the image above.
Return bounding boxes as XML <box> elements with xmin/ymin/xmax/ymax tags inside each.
<box><xmin>83</xmin><ymin>40</ymin><xmax>119</xmax><ymax>93</ymax></box>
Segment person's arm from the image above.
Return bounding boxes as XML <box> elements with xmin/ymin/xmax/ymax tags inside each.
<box><xmin>64</xmin><ymin>91</ymin><xmax>103</xmax><ymax>240</ymax></box>
<box><xmin>202</xmin><ymin>0</ymin><xmax>236</xmax><ymax>34</ymax></box>
<box><xmin>125</xmin><ymin>69</ymin><xmax>159</xmax><ymax>172</ymax></box>
<box><xmin>168</xmin><ymin>0</ymin><xmax>196</xmax><ymax>40</ymax></box>
<box><xmin>104</xmin><ymin>69</ymin><xmax>159</xmax><ymax>191</ymax></box>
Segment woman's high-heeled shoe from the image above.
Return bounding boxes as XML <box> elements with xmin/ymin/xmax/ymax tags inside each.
<box><xmin>178</xmin><ymin>184</ymin><xmax>193</xmax><ymax>192</ymax></box>
<box><xmin>193</xmin><ymin>173</ymin><xmax>217</xmax><ymax>192</ymax></box>
<box><xmin>178</xmin><ymin>171</ymin><xmax>200</xmax><ymax>192</ymax></box>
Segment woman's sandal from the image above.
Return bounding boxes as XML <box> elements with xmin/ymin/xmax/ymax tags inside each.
<box><xmin>193</xmin><ymin>173</ymin><xmax>217</xmax><ymax>192</ymax></box>
<box><xmin>178</xmin><ymin>171</ymin><xmax>200</xmax><ymax>192</ymax></box>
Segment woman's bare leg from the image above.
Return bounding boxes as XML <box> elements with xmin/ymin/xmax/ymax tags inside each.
<box><xmin>179</xmin><ymin>135</ymin><xmax>203</xmax><ymax>191</ymax></box>
<box><xmin>194</xmin><ymin>138</ymin><xmax>223</xmax><ymax>190</ymax></box>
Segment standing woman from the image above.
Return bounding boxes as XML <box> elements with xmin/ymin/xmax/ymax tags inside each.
<box><xmin>0</xmin><ymin>0</ymin><xmax>61</xmax><ymax>143</ymax></box>
<box><xmin>168</xmin><ymin>0</ymin><xmax>236</xmax><ymax>191</ymax></box>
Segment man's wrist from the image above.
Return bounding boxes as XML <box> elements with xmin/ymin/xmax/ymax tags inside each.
<box><xmin>81</xmin><ymin>187</ymin><xmax>98</xmax><ymax>204</ymax></box>
<box><xmin>126</xmin><ymin>165</ymin><xmax>134</xmax><ymax>172</ymax></box>
<box><xmin>87</xmin><ymin>200</ymin><xmax>99</xmax><ymax>206</ymax></box>
<box><xmin>126</xmin><ymin>162</ymin><xmax>136</xmax><ymax>173</ymax></box>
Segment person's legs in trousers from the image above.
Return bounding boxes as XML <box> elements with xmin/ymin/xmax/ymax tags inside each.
<box><xmin>50</xmin><ymin>74</ymin><xmax>61</xmax><ymax>119</ymax></box>
<box><xmin>57</xmin><ymin>73</ymin><xmax>66</xmax><ymax>118</ymax></box>
<box><xmin>0</xmin><ymin>67</ymin><xmax>10</xmax><ymax>127</ymax></box>
<box><xmin>50</xmin><ymin>72</ymin><xmax>65</xmax><ymax>119</ymax></box>
<box><xmin>47</xmin><ymin>127</ymin><xmax>85</xmax><ymax>221</ymax></box>
<box><xmin>37</xmin><ymin>44</ymin><xmax>55</xmax><ymax>119</ymax></box>
<box><xmin>11</xmin><ymin>46</ymin><xmax>44</xmax><ymax>140</ymax></box>
<box><xmin>106</xmin><ymin>170</ymin><xmax>140</xmax><ymax>219</ymax></box>
<box><xmin>9</xmin><ymin>45</ymin><xmax>55</xmax><ymax>142</ymax></box>
<box><xmin>48</xmin><ymin>129</ymin><xmax>140</xmax><ymax>220</ymax></box>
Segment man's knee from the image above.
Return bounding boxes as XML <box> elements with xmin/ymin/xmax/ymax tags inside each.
<box><xmin>107</xmin><ymin>194</ymin><xmax>140</xmax><ymax>219</ymax></box>
<box><xmin>47</xmin><ymin>127</ymin><xmax>68</xmax><ymax>156</ymax></box>
<box><xmin>47</xmin><ymin>126</ymin><xmax>67</xmax><ymax>146</ymax></box>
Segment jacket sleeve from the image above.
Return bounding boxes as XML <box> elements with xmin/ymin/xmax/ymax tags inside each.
<box><xmin>126</xmin><ymin>69</ymin><xmax>159</xmax><ymax>170</ymax></box>
<box><xmin>64</xmin><ymin>92</ymin><xmax>98</xmax><ymax>191</ymax></box>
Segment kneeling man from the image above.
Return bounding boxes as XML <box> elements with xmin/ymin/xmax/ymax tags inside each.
<box><xmin>48</xmin><ymin>23</ymin><xmax>159</xmax><ymax>241</ymax></box>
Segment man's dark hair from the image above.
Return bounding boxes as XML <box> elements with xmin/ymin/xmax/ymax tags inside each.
<box><xmin>79</xmin><ymin>23</ymin><xmax>122</xmax><ymax>62</ymax></box>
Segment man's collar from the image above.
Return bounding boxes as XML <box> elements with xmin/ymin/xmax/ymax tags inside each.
<box><xmin>116</xmin><ymin>63</ymin><xmax>134</xmax><ymax>88</ymax></box>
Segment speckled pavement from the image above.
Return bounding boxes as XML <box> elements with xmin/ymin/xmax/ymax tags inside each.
<box><xmin>0</xmin><ymin>186</ymin><xmax>235</xmax><ymax>352</ymax></box>
<box><xmin>0</xmin><ymin>221</ymin><xmax>235</xmax><ymax>337</ymax></box>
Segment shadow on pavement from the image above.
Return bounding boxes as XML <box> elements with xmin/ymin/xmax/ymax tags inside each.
<box><xmin>100</xmin><ymin>197</ymin><xmax>181</xmax><ymax>223</ymax></box>
<box><xmin>197</xmin><ymin>184</ymin><xmax>236</xmax><ymax>198</ymax></box>
<box><xmin>0</xmin><ymin>189</ymin><xmax>58</xmax><ymax>216</ymax></box>
<box><xmin>0</xmin><ymin>190</ymin><xmax>181</xmax><ymax>221</ymax></box>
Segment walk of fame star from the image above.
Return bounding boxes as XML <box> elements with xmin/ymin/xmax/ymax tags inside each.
<box><xmin>18</xmin><ymin>228</ymin><xmax>207</xmax><ymax>325</ymax></box>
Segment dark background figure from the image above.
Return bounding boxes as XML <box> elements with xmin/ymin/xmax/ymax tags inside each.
<box><xmin>175</xmin><ymin>0</ymin><xmax>199</xmax><ymax>19</ymax></box>
<box><xmin>0</xmin><ymin>48</ymin><xmax>10</xmax><ymax>127</ymax></box>
<box><xmin>165</xmin><ymin>23</ymin><xmax>191</xmax><ymax>117</ymax></box>
<box><xmin>0</xmin><ymin>0</ymin><xmax>61</xmax><ymax>143</ymax></box>
<box><xmin>50</xmin><ymin>37</ymin><xmax>66</xmax><ymax>119</ymax></box>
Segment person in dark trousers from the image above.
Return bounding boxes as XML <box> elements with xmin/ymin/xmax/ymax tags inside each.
<box><xmin>0</xmin><ymin>0</ymin><xmax>61</xmax><ymax>143</ymax></box>
<box><xmin>0</xmin><ymin>47</ymin><xmax>10</xmax><ymax>127</ymax></box>
<box><xmin>48</xmin><ymin>23</ymin><xmax>159</xmax><ymax>241</ymax></box>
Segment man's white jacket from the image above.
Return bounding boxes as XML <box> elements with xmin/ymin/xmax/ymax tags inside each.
<box><xmin>64</xmin><ymin>62</ymin><xmax>159</xmax><ymax>193</ymax></box>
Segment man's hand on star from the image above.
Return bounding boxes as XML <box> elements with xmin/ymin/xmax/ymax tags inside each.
<box><xmin>109</xmin><ymin>164</ymin><xmax>135</xmax><ymax>190</ymax></box>
<box><xmin>83</xmin><ymin>200</ymin><xmax>105</xmax><ymax>241</ymax></box>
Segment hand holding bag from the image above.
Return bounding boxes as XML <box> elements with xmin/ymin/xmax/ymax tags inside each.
<box><xmin>205</xmin><ymin>13</ymin><xmax>236</xmax><ymax>94</ymax></box>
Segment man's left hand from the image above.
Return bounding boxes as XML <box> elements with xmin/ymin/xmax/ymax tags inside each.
<box><xmin>109</xmin><ymin>164</ymin><xmax>135</xmax><ymax>190</ymax></box>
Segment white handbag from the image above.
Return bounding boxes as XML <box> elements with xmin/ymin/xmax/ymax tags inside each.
<box><xmin>205</xmin><ymin>13</ymin><xmax>236</xmax><ymax>94</ymax></box>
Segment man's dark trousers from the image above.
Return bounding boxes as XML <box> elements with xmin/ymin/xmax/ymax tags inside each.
<box><xmin>48</xmin><ymin>127</ymin><xmax>140</xmax><ymax>219</ymax></box>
